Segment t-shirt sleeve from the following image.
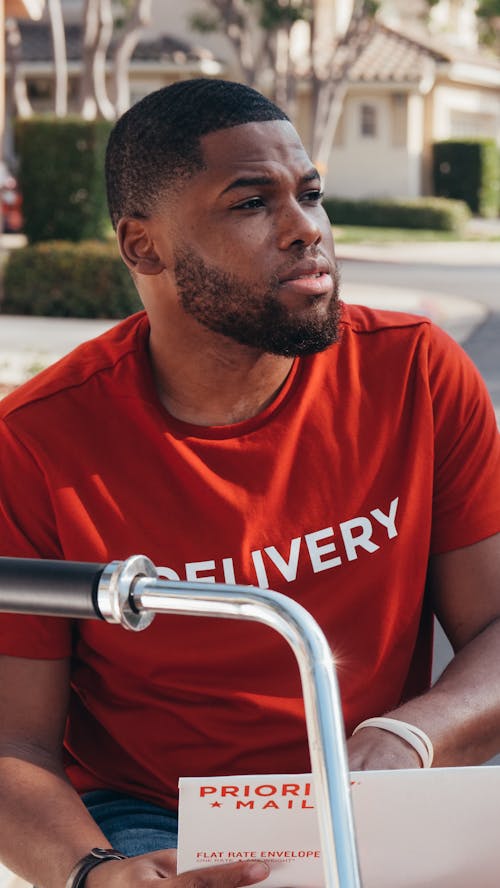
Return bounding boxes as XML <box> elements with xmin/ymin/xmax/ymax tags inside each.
<box><xmin>428</xmin><ymin>324</ymin><xmax>500</xmax><ymax>554</ymax></box>
<box><xmin>0</xmin><ymin>416</ymin><xmax>72</xmax><ymax>657</ymax></box>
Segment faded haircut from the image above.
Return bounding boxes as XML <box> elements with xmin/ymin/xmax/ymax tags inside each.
<box><xmin>105</xmin><ymin>78</ymin><xmax>289</xmax><ymax>229</ymax></box>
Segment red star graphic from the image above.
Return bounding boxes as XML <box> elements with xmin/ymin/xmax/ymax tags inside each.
<box><xmin>210</xmin><ymin>801</ymin><xmax>222</xmax><ymax>808</ymax></box>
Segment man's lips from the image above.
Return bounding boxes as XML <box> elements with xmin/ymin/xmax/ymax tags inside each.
<box><xmin>278</xmin><ymin>260</ymin><xmax>331</xmax><ymax>283</ymax></box>
<box><xmin>278</xmin><ymin>261</ymin><xmax>333</xmax><ymax>296</ymax></box>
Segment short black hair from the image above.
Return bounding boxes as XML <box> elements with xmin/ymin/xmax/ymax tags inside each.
<box><xmin>105</xmin><ymin>78</ymin><xmax>289</xmax><ymax>229</ymax></box>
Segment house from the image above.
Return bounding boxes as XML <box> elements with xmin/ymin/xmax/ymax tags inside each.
<box><xmin>6</xmin><ymin>0</ymin><xmax>223</xmax><ymax>118</ymax></box>
<box><xmin>5</xmin><ymin>0</ymin><xmax>500</xmax><ymax>201</ymax></box>
<box><xmin>11</xmin><ymin>19</ymin><xmax>222</xmax><ymax>113</ymax></box>
<box><xmin>325</xmin><ymin>21</ymin><xmax>500</xmax><ymax>199</ymax></box>
<box><xmin>144</xmin><ymin>0</ymin><xmax>500</xmax><ymax>200</ymax></box>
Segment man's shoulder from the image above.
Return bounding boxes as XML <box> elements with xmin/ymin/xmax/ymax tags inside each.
<box><xmin>337</xmin><ymin>303</ymin><xmax>470</xmax><ymax>382</ymax></box>
<box><xmin>340</xmin><ymin>302</ymin><xmax>432</xmax><ymax>338</ymax></box>
<box><xmin>0</xmin><ymin>311</ymin><xmax>148</xmax><ymax>423</ymax></box>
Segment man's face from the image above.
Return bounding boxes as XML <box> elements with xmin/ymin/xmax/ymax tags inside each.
<box><xmin>156</xmin><ymin>120</ymin><xmax>340</xmax><ymax>357</ymax></box>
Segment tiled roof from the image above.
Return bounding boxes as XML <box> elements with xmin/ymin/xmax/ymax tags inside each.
<box><xmin>13</xmin><ymin>20</ymin><xmax>217</xmax><ymax>65</ymax></box>
<box><xmin>334</xmin><ymin>21</ymin><xmax>500</xmax><ymax>83</ymax></box>
<box><xmin>345</xmin><ymin>23</ymin><xmax>447</xmax><ymax>83</ymax></box>
<box><xmin>16</xmin><ymin>22</ymin><xmax>83</xmax><ymax>62</ymax></box>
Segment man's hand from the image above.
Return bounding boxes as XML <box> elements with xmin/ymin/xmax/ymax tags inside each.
<box><xmin>86</xmin><ymin>850</ymin><xmax>270</xmax><ymax>888</ymax></box>
<box><xmin>347</xmin><ymin>726</ymin><xmax>421</xmax><ymax>771</ymax></box>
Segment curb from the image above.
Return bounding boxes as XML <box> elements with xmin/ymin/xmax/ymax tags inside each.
<box><xmin>336</xmin><ymin>241</ymin><xmax>500</xmax><ymax>267</ymax></box>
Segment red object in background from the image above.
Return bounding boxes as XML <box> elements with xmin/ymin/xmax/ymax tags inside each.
<box><xmin>0</xmin><ymin>164</ymin><xmax>23</xmax><ymax>233</ymax></box>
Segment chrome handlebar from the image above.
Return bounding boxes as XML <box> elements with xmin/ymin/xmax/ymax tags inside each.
<box><xmin>0</xmin><ymin>555</ymin><xmax>362</xmax><ymax>888</ymax></box>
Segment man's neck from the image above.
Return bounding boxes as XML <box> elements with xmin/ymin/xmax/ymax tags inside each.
<box><xmin>149</xmin><ymin>328</ymin><xmax>295</xmax><ymax>427</ymax></box>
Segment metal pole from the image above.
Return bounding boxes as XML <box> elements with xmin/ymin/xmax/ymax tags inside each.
<box><xmin>99</xmin><ymin>559</ymin><xmax>362</xmax><ymax>888</ymax></box>
<box><xmin>0</xmin><ymin>555</ymin><xmax>362</xmax><ymax>887</ymax></box>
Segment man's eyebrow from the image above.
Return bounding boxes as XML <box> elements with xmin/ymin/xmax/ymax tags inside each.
<box><xmin>220</xmin><ymin>167</ymin><xmax>321</xmax><ymax>195</ymax></box>
<box><xmin>302</xmin><ymin>168</ymin><xmax>322</xmax><ymax>184</ymax></box>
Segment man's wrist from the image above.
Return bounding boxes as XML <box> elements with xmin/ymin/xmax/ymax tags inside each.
<box><xmin>65</xmin><ymin>847</ymin><xmax>128</xmax><ymax>888</ymax></box>
<box><xmin>352</xmin><ymin>717</ymin><xmax>434</xmax><ymax>768</ymax></box>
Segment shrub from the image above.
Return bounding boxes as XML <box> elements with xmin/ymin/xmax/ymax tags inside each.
<box><xmin>322</xmin><ymin>196</ymin><xmax>470</xmax><ymax>233</ymax></box>
<box><xmin>16</xmin><ymin>117</ymin><xmax>112</xmax><ymax>243</ymax></box>
<box><xmin>433</xmin><ymin>139</ymin><xmax>499</xmax><ymax>218</ymax></box>
<box><xmin>1</xmin><ymin>241</ymin><xmax>141</xmax><ymax>318</ymax></box>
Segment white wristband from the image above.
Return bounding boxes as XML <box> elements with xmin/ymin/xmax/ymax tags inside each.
<box><xmin>352</xmin><ymin>717</ymin><xmax>434</xmax><ymax>768</ymax></box>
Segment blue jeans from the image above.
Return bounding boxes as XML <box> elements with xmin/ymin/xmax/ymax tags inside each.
<box><xmin>82</xmin><ymin>789</ymin><xmax>179</xmax><ymax>857</ymax></box>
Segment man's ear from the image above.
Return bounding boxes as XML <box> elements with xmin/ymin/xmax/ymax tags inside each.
<box><xmin>117</xmin><ymin>217</ymin><xmax>166</xmax><ymax>275</ymax></box>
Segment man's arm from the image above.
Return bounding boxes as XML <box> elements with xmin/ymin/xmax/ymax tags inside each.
<box><xmin>0</xmin><ymin>405</ymin><xmax>117</xmax><ymax>883</ymax></box>
<box><xmin>0</xmin><ymin>655</ymin><xmax>270</xmax><ymax>888</ymax></box>
<box><xmin>347</xmin><ymin>532</ymin><xmax>500</xmax><ymax>770</ymax></box>
<box><xmin>0</xmin><ymin>654</ymin><xmax>113</xmax><ymax>886</ymax></box>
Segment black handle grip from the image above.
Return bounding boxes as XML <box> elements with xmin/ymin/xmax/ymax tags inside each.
<box><xmin>0</xmin><ymin>557</ymin><xmax>106</xmax><ymax>619</ymax></box>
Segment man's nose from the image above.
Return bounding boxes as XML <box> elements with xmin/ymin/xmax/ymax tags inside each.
<box><xmin>276</xmin><ymin>200</ymin><xmax>322</xmax><ymax>250</ymax></box>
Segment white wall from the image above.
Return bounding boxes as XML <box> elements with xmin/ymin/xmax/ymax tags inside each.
<box><xmin>429</xmin><ymin>0</ymin><xmax>479</xmax><ymax>49</ymax></box>
<box><xmin>325</xmin><ymin>91</ymin><xmax>424</xmax><ymax>200</ymax></box>
<box><xmin>145</xmin><ymin>0</ymin><xmax>238</xmax><ymax>73</ymax></box>
<box><xmin>432</xmin><ymin>83</ymin><xmax>500</xmax><ymax>142</ymax></box>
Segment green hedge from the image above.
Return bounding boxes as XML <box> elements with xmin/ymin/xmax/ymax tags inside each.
<box><xmin>322</xmin><ymin>196</ymin><xmax>470</xmax><ymax>233</ymax></box>
<box><xmin>433</xmin><ymin>139</ymin><xmax>499</xmax><ymax>218</ymax></box>
<box><xmin>2</xmin><ymin>241</ymin><xmax>141</xmax><ymax>318</ymax></box>
<box><xmin>16</xmin><ymin>117</ymin><xmax>112</xmax><ymax>243</ymax></box>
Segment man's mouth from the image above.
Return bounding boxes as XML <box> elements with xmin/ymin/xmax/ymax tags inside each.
<box><xmin>278</xmin><ymin>271</ymin><xmax>333</xmax><ymax>296</ymax></box>
<box><xmin>295</xmin><ymin>272</ymin><xmax>323</xmax><ymax>279</ymax></box>
<box><xmin>276</xmin><ymin>257</ymin><xmax>334</xmax><ymax>296</ymax></box>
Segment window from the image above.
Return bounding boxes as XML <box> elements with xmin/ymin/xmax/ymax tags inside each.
<box><xmin>360</xmin><ymin>103</ymin><xmax>377</xmax><ymax>138</ymax></box>
<box><xmin>450</xmin><ymin>110</ymin><xmax>496</xmax><ymax>139</ymax></box>
<box><xmin>27</xmin><ymin>79</ymin><xmax>53</xmax><ymax>101</ymax></box>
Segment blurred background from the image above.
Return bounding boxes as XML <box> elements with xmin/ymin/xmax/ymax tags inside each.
<box><xmin>0</xmin><ymin>8</ymin><xmax>499</xmax><ymax>885</ymax></box>
<box><xmin>0</xmin><ymin>0</ymin><xmax>499</xmax><ymax>676</ymax></box>
<box><xmin>0</xmin><ymin>1</ymin><xmax>499</xmax><ymax>327</ymax></box>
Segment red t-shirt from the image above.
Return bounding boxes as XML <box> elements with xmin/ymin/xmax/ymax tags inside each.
<box><xmin>0</xmin><ymin>306</ymin><xmax>499</xmax><ymax>809</ymax></box>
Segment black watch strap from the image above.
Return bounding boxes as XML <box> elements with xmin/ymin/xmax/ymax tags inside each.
<box><xmin>65</xmin><ymin>847</ymin><xmax>128</xmax><ymax>888</ymax></box>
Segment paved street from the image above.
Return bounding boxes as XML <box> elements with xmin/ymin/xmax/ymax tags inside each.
<box><xmin>338</xmin><ymin>241</ymin><xmax>500</xmax><ymax>424</ymax></box>
<box><xmin>337</xmin><ymin>240</ymin><xmax>500</xmax><ymax>313</ymax></box>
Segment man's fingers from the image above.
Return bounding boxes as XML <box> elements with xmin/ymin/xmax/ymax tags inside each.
<box><xmin>175</xmin><ymin>860</ymin><xmax>270</xmax><ymax>888</ymax></box>
<box><xmin>90</xmin><ymin>850</ymin><xmax>270</xmax><ymax>887</ymax></box>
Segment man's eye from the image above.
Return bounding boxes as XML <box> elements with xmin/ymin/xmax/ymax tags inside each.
<box><xmin>234</xmin><ymin>197</ymin><xmax>265</xmax><ymax>210</ymax></box>
<box><xmin>301</xmin><ymin>190</ymin><xmax>324</xmax><ymax>203</ymax></box>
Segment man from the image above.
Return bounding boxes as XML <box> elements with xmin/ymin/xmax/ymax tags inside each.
<box><xmin>0</xmin><ymin>78</ymin><xmax>499</xmax><ymax>888</ymax></box>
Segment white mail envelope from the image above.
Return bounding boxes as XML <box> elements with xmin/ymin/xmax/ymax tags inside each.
<box><xmin>178</xmin><ymin>767</ymin><xmax>500</xmax><ymax>887</ymax></box>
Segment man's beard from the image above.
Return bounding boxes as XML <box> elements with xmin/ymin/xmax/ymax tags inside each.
<box><xmin>173</xmin><ymin>247</ymin><xmax>342</xmax><ymax>357</ymax></box>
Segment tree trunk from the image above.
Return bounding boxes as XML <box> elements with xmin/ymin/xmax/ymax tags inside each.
<box><xmin>79</xmin><ymin>0</ymin><xmax>100</xmax><ymax>119</ymax></box>
<box><xmin>310</xmin><ymin>3</ymin><xmax>377</xmax><ymax>173</ymax></box>
<box><xmin>274</xmin><ymin>25</ymin><xmax>291</xmax><ymax>110</ymax></box>
<box><xmin>312</xmin><ymin>81</ymin><xmax>349</xmax><ymax>173</ymax></box>
<box><xmin>79</xmin><ymin>0</ymin><xmax>115</xmax><ymax>120</ymax></box>
<box><xmin>111</xmin><ymin>0</ymin><xmax>152</xmax><ymax>117</ymax></box>
<box><xmin>92</xmin><ymin>0</ymin><xmax>115</xmax><ymax>119</ymax></box>
<box><xmin>211</xmin><ymin>0</ymin><xmax>258</xmax><ymax>84</ymax></box>
<box><xmin>5</xmin><ymin>17</ymin><xmax>33</xmax><ymax>120</ymax></box>
<box><xmin>196</xmin><ymin>0</ymin><xmax>377</xmax><ymax>176</ymax></box>
<box><xmin>48</xmin><ymin>0</ymin><xmax>68</xmax><ymax>117</ymax></box>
